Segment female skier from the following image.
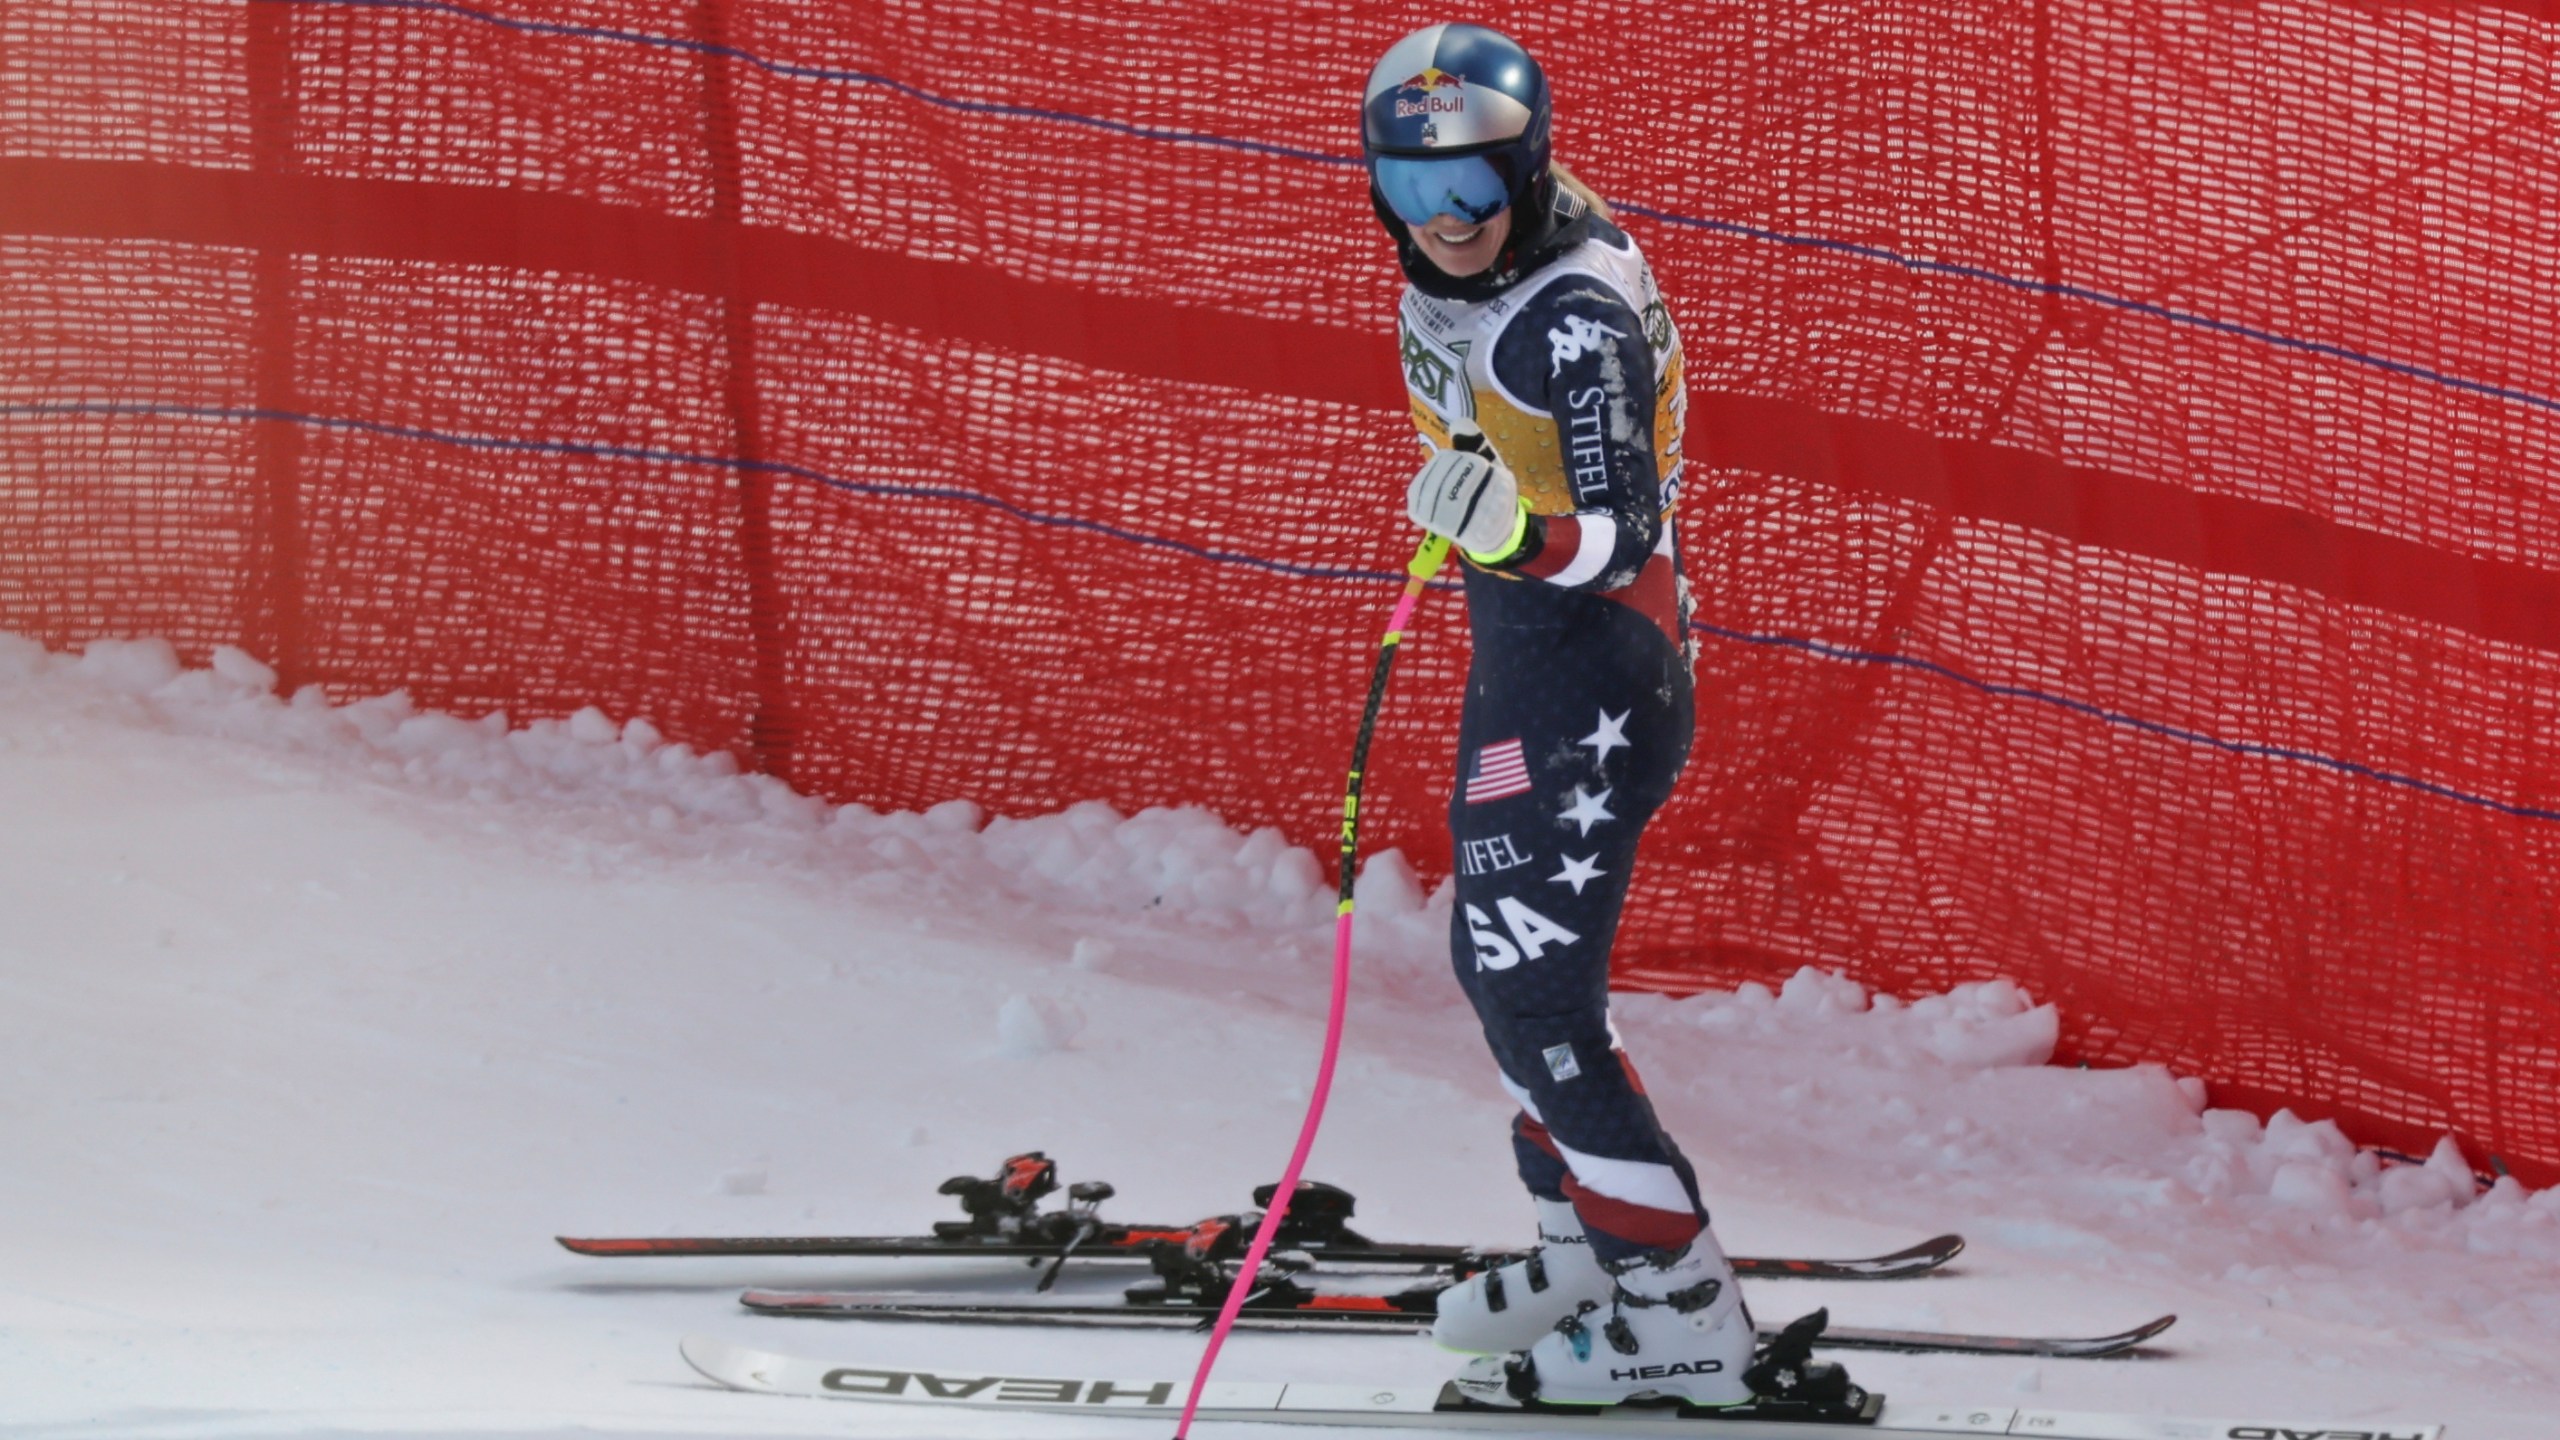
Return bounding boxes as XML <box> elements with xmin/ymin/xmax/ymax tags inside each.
<box><xmin>1360</xmin><ymin>23</ymin><xmax>1766</xmax><ymax>1408</ymax></box>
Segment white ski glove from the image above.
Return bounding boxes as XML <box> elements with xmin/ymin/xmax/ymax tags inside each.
<box><xmin>1406</xmin><ymin>428</ymin><xmax>1528</xmax><ymax>563</ymax></box>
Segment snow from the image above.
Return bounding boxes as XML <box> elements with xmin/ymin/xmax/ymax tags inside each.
<box><xmin>3</xmin><ymin>636</ymin><xmax>2557</xmax><ymax>1439</ymax></box>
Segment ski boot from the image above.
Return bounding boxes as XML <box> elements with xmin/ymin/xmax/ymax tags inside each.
<box><xmin>1454</xmin><ymin>1230</ymin><xmax>1869</xmax><ymax>1418</ymax></box>
<box><xmin>1458</xmin><ymin>1226</ymin><xmax>1756</xmax><ymax>1407</ymax></box>
<box><xmin>1430</xmin><ymin>1197</ymin><xmax>1613</xmax><ymax>1354</ymax></box>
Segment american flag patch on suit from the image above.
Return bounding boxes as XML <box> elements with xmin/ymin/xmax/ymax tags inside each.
<box><xmin>1464</xmin><ymin>738</ymin><xmax>1533</xmax><ymax>804</ymax></box>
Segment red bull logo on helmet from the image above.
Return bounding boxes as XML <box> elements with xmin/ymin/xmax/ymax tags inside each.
<box><xmin>1394</xmin><ymin>66</ymin><xmax>1466</xmax><ymax>119</ymax></box>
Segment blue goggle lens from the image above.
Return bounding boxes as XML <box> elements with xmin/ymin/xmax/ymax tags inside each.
<box><xmin>1370</xmin><ymin>153</ymin><xmax>1514</xmax><ymax>227</ymax></box>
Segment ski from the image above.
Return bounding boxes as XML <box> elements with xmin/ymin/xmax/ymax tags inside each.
<box><xmin>682</xmin><ymin>1332</ymin><xmax>1879</xmax><ymax>1436</ymax></box>
<box><xmin>560</xmin><ymin>1227</ymin><xmax>1963</xmax><ymax>1280</ymax></box>
<box><xmin>559</xmin><ymin>1150</ymin><xmax>1963</xmax><ymax>1281</ymax></box>
<box><xmin>680</xmin><ymin>1333</ymin><xmax>2444</xmax><ymax>1439</ymax></box>
<box><xmin>734</xmin><ymin>1287</ymin><xmax>2177</xmax><ymax>1359</ymax></box>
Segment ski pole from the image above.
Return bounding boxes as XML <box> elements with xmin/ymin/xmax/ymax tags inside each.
<box><xmin>1169</xmin><ymin>533</ymin><xmax>1451</xmax><ymax>1440</ymax></box>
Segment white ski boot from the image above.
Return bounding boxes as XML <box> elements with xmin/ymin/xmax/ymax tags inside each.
<box><xmin>1430</xmin><ymin>1197</ymin><xmax>1614</xmax><ymax>1354</ymax></box>
<box><xmin>1457</xmin><ymin>1226</ymin><xmax>1756</xmax><ymax>1408</ymax></box>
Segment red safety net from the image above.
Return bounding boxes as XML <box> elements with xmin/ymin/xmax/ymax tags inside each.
<box><xmin>5</xmin><ymin>1</ymin><xmax>2558</xmax><ymax>1184</ymax></box>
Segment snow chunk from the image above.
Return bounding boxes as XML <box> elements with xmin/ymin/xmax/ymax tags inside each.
<box><xmin>208</xmin><ymin>645</ymin><xmax>278</xmax><ymax>693</ymax></box>
<box><xmin>2175</xmin><ymin>1075</ymin><xmax>2209</xmax><ymax>1113</ymax></box>
<box><xmin>1353</xmin><ymin>848</ymin><xmax>1424</xmax><ymax>916</ymax></box>
<box><xmin>2380</xmin><ymin>1162</ymin><xmax>2466</xmax><ymax>1216</ymax></box>
<box><xmin>1682</xmin><ymin>968</ymin><xmax>2055</xmax><ymax>1072</ymax></box>
<box><xmin>926</xmin><ymin>799</ymin><xmax>985</xmax><ymax>833</ymax></box>
<box><xmin>74</xmin><ymin>637</ymin><xmax>182</xmax><ymax>693</ymax></box>
<box><xmin>2262</xmin><ymin>1109</ymin><xmax>2355</xmax><ymax>1165</ymax></box>
<box><xmin>2270</xmin><ymin>1159</ymin><xmax>2354</xmax><ymax>1213</ymax></box>
<box><xmin>1776</xmin><ymin>967</ymin><xmax>1869</xmax><ymax>1016</ymax></box>
<box><xmin>2424</xmin><ymin>1135</ymin><xmax>2480</xmax><ymax>1209</ymax></box>
<box><xmin>1921</xmin><ymin>996</ymin><xmax>2058</xmax><ymax>1070</ymax></box>
<box><xmin>1267</xmin><ymin>847</ymin><xmax>1324</xmax><ymax>905</ymax></box>
<box><xmin>965</xmin><ymin>803</ymin><xmax>1338</xmax><ymax>929</ymax></box>
<box><xmin>996</xmin><ymin>993</ymin><xmax>1084</xmax><ymax>1056</ymax></box>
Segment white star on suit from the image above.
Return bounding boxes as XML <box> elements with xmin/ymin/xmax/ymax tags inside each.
<box><xmin>1578</xmin><ymin>709</ymin><xmax>1631</xmax><ymax>765</ymax></box>
<box><xmin>1550</xmin><ymin>853</ymin><xmax>1606</xmax><ymax>894</ymax></box>
<box><xmin>1558</xmin><ymin>785</ymin><xmax>1615</xmax><ymax>836</ymax></box>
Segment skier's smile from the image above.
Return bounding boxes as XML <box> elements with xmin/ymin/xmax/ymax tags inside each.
<box><xmin>1408</xmin><ymin>209</ymin><xmax>1511</xmax><ymax>277</ymax></box>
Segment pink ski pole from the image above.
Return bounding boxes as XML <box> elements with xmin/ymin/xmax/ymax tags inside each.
<box><xmin>1168</xmin><ymin>533</ymin><xmax>1451</xmax><ymax>1439</ymax></box>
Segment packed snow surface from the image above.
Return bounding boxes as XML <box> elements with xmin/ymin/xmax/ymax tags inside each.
<box><xmin>4</xmin><ymin>636</ymin><xmax>2556</xmax><ymax>1439</ymax></box>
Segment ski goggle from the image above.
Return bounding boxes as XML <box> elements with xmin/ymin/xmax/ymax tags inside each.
<box><xmin>1370</xmin><ymin>152</ymin><xmax>1516</xmax><ymax>226</ymax></box>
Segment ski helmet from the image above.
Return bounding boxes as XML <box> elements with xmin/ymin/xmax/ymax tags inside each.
<box><xmin>1360</xmin><ymin>24</ymin><xmax>1552</xmax><ymax>229</ymax></box>
<box><xmin>1361</xmin><ymin>24</ymin><xmax>1582</xmax><ymax>298</ymax></box>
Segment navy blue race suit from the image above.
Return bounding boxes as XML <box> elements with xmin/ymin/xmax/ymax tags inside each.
<box><xmin>1397</xmin><ymin>206</ymin><xmax>1706</xmax><ymax>1263</ymax></box>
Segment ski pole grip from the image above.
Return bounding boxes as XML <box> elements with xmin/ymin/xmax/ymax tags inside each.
<box><xmin>1407</xmin><ymin>533</ymin><xmax>1450</xmax><ymax>584</ymax></box>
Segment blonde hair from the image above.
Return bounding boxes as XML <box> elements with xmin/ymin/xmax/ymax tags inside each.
<box><xmin>1550</xmin><ymin>161</ymin><xmax>1616</xmax><ymax>223</ymax></box>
